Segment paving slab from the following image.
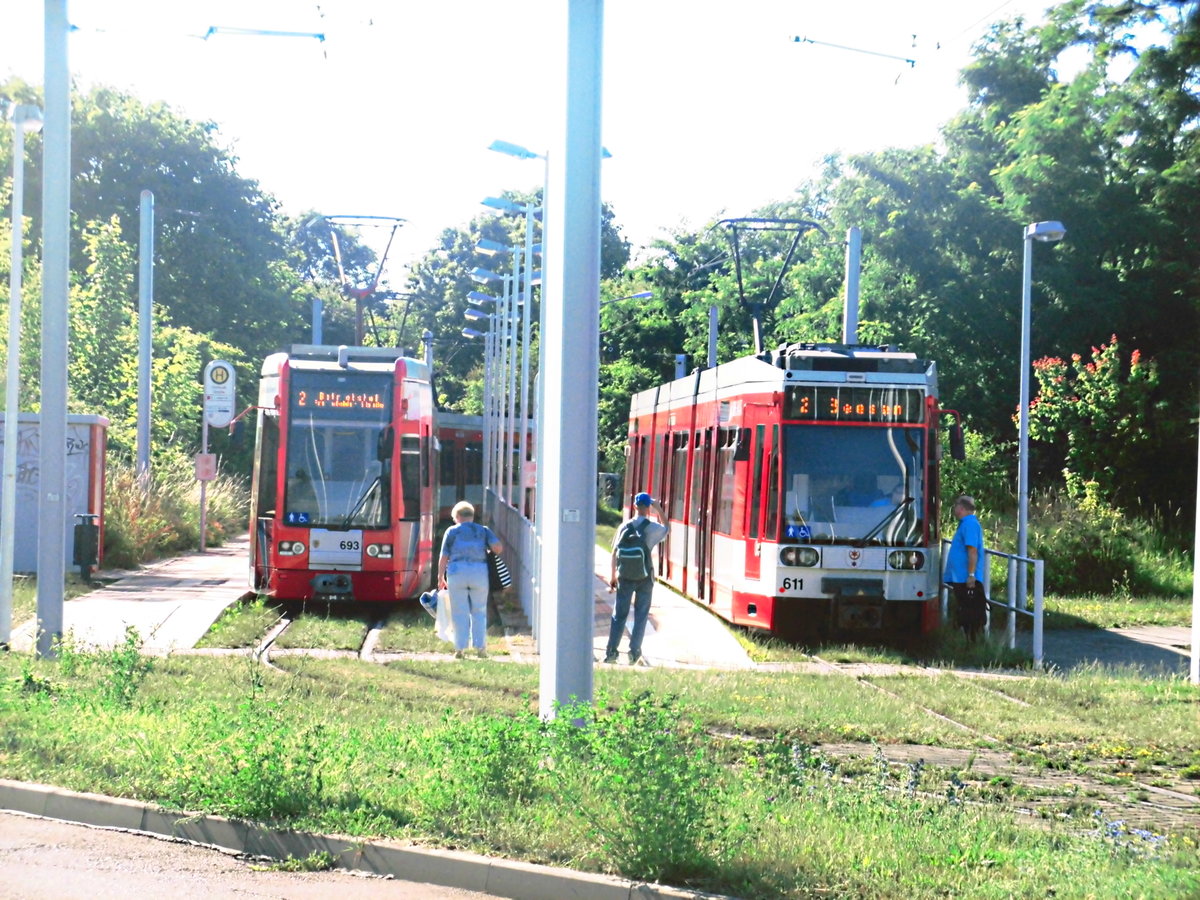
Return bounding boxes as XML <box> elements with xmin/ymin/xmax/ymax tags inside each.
<box><xmin>9</xmin><ymin>536</ymin><xmax>251</xmax><ymax>654</ymax></box>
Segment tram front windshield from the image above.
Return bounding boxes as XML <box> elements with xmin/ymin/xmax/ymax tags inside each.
<box><xmin>781</xmin><ymin>424</ymin><xmax>924</xmax><ymax>546</ymax></box>
<box><xmin>284</xmin><ymin>370</ymin><xmax>393</xmax><ymax>529</ymax></box>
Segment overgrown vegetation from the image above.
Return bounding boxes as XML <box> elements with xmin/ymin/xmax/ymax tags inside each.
<box><xmin>101</xmin><ymin>457</ymin><xmax>249</xmax><ymax>569</ymax></box>
<box><xmin>1</xmin><ymin>649</ymin><xmax>1197</xmax><ymax>897</ymax></box>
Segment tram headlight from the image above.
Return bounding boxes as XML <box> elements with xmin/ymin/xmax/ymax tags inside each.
<box><xmin>366</xmin><ymin>543</ymin><xmax>393</xmax><ymax>559</ymax></box>
<box><xmin>278</xmin><ymin>540</ymin><xmax>306</xmax><ymax>556</ymax></box>
<box><xmin>779</xmin><ymin>546</ymin><xmax>819</xmax><ymax>567</ymax></box>
<box><xmin>888</xmin><ymin>550</ymin><xmax>925</xmax><ymax>570</ymax></box>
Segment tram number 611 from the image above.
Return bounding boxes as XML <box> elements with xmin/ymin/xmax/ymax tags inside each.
<box><xmin>780</xmin><ymin>577</ymin><xmax>805</xmax><ymax>593</ymax></box>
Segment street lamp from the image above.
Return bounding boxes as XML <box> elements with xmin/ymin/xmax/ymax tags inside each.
<box><xmin>1</xmin><ymin>102</ymin><xmax>44</xmax><ymax>649</ymax></box>
<box><xmin>1017</xmin><ymin>220</ymin><xmax>1066</xmax><ymax>606</ymax></box>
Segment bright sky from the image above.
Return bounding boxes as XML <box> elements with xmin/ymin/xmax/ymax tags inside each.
<box><xmin>2</xmin><ymin>0</ymin><xmax>1059</xmax><ymax>280</ymax></box>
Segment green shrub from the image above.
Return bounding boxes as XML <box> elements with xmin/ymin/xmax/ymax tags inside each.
<box><xmin>102</xmin><ymin>456</ymin><xmax>249</xmax><ymax>568</ymax></box>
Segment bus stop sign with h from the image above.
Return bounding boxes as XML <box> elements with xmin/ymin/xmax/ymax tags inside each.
<box><xmin>198</xmin><ymin>360</ymin><xmax>236</xmax><ymax>550</ymax></box>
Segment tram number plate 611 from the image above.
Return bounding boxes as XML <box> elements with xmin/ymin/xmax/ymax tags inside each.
<box><xmin>778</xmin><ymin>576</ymin><xmax>805</xmax><ymax>595</ymax></box>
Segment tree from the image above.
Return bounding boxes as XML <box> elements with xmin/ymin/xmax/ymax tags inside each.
<box><xmin>1</xmin><ymin>78</ymin><xmax>311</xmax><ymax>360</ymax></box>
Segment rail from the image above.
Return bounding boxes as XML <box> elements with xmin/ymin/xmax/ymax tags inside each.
<box><xmin>940</xmin><ymin>540</ymin><xmax>1045</xmax><ymax>669</ymax></box>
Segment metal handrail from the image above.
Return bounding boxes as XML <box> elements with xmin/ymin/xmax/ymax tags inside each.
<box><xmin>940</xmin><ymin>540</ymin><xmax>1045</xmax><ymax>668</ymax></box>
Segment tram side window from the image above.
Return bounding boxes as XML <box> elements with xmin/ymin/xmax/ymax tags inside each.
<box><xmin>439</xmin><ymin>440</ymin><xmax>457</xmax><ymax>487</ymax></box>
<box><xmin>670</xmin><ymin>432</ymin><xmax>688</xmax><ymax>521</ymax></box>
<box><xmin>653</xmin><ymin>434</ymin><xmax>668</xmax><ymax>504</ymax></box>
<box><xmin>256</xmin><ymin>413</ymin><xmax>280</xmax><ymax>517</ymax></box>
<box><xmin>637</xmin><ymin>436</ymin><xmax>651</xmax><ymax>505</ymax></box>
<box><xmin>715</xmin><ymin>427</ymin><xmax>737</xmax><ymax>535</ymax></box>
<box><xmin>689</xmin><ymin>430</ymin><xmax>705</xmax><ymax>524</ymax></box>
<box><xmin>765</xmin><ymin>425</ymin><xmax>780</xmax><ymax>540</ymax></box>
<box><xmin>749</xmin><ymin>424</ymin><xmax>764</xmax><ymax>539</ymax></box>
<box><xmin>399</xmin><ymin>435</ymin><xmax>421</xmax><ymax>520</ymax></box>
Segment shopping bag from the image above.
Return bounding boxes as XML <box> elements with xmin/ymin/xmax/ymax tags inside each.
<box><xmin>434</xmin><ymin>588</ymin><xmax>455</xmax><ymax>644</ymax></box>
<box><xmin>487</xmin><ymin>549</ymin><xmax>512</xmax><ymax>591</ymax></box>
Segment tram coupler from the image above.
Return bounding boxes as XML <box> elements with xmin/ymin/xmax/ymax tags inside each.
<box><xmin>310</xmin><ymin>572</ymin><xmax>355</xmax><ymax>602</ymax></box>
<box><xmin>823</xmin><ymin>577</ymin><xmax>886</xmax><ymax>630</ymax></box>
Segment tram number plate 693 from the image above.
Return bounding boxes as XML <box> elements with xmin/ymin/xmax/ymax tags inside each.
<box><xmin>339</xmin><ymin>539</ymin><xmax>361</xmax><ymax>551</ymax></box>
<box><xmin>778</xmin><ymin>576</ymin><xmax>805</xmax><ymax>595</ymax></box>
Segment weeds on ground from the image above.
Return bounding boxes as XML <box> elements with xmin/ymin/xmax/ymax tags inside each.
<box><xmin>2</xmin><ymin>653</ymin><xmax>1199</xmax><ymax>897</ymax></box>
<box><xmin>103</xmin><ymin>456</ymin><xmax>249</xmax><ymax>569</ymax></box>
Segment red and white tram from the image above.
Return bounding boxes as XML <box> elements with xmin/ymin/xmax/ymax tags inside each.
<box><xmin>249</xmin><ymin>345</ymin><xmax>437</xmax><ymax>602</ymax></box>
<box><xmin>623</xmin><ymin>342</ymin><xmax>963</xmax><ymax>640</ymax></box>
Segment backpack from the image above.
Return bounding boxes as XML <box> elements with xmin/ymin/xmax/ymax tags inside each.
<box><xmin>615</xmin><ymin>520</ymin><xmax>652</xmax><ymax>581</ymax></box>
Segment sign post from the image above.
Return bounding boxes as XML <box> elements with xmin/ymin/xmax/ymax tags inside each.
<box><xmin>200</xmin><ymin>361</ymin><xmax>235</xmax><ymax>552</ymax></box>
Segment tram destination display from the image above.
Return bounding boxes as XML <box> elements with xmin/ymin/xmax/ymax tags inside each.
<box><xmin>783</xmin><ymin>385</ymin><xmax>924</xmax><ymax>423</ymax></box>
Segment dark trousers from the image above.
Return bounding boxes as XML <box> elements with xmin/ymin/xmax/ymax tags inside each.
<box><xmin>950</xmin><ymin>581</ymin><xmax>987</xmax><ymax>641</ymax></box>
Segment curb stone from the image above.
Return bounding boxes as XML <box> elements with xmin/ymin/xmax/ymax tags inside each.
<box><xmin>0</xmin><ymin>779</ymin><xmax>732</xmax><ymax>900</ymax></box>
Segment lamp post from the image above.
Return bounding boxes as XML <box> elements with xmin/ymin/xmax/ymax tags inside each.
<box><xmin>471</xmin><ymin>265</ymin><xmax>516</xmax><ymax>505</ymax></box>
<box><xmin>1017</xmin><ymin>220</ymin><xmax>1065</xmax><ymax>606</ymax></box>
<box><xmin>1</xmin><ymin>102</ymin><xmax>44</xmax><ymax>649</ymax></box>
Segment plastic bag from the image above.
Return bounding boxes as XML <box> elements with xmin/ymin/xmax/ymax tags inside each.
<box><xmin>434</xmin><ymin>588</ymin><xmax>455</xmax><ymax>644</ymax></box>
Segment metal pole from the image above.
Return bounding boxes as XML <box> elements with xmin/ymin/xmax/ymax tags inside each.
<box><xmin>506</xmin><ymin>263</ymin><xmax>520</xmax><ymax>507</ymax></box>
<box><xmin>538</xmin><ymin>0</ymin><xmax>602</xmax><ymax>719</ymax></box>
<box><xmin>843</xmin><ymin>225</ymin><xmax>861</xmax><ymax>344</ymax></box>
<box><xmin>1032</xmin><ymin>558</ymin><xmax>1044</xmax><ymax>669</ymax></box>
<box><xmin>1191</xmin><ymin>390</ymin><xmax>1199</xmax><ymax>684</ymax></box>
<box><xmin>312</xmin><ymin>296</ymin><xmax>323</xmax><ymax>344</ymax></box>
<box><xmin>518</xmin><ymin>208</ymin><xmax>535</xmax><ymax>518</ymax></box>
<box><xmin>1</xmin><ymin>107</ymin><xmax>39</xmax><ymax>649</ymax></box>
<box><xmin>137</xmin><ymin>190</ymin><xmax>154</xmax><ymax>478</ymax></box>
<box><xmin>1016</xmin><ymin>231</ymin><xmax>1033</xmax><ymax>612</ymax></box>
<box><xmin>707</xmin><ymin>306</ymin><xmax>718</xmax><ymax>368</ymax></box>
<box><xmin>480</xmin><ymin>325</ymin><xmax>492</xmax><ymax>520</ymax></box>
<box><xmin>36</xmin><ymin>0</ymin><xmax>71</xmax><ymax>658</ymax></box>
<box><xmin>198</xmin><ymin>420</ymin><xmax>209</xmax><ymax>553</ymax></box>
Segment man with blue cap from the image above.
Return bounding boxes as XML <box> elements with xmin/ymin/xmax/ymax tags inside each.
<box><xmin>605</xmin><ymin>491</ymin><xmax>667</xmax><ymax>664</ymax></box>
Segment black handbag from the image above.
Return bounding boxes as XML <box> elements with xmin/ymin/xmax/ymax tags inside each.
<box><xmin>487</xmin><ymin>549</ymin><xmax>512</xmax><ymax>591</ymax></box>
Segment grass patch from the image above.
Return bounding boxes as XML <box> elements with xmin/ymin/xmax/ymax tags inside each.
<box><xmin>195</xmin><ymin>595</ymin><xmax>284</xmax><ymax>649</ymax></box>
<box><xmin>1043</xmin><ymin>594</ymin><xmax>1192</xmax><ymax>629</ymax></box>
<box><xmin>0</xmin><ymin>651</ymin><xmax>1196</xmax><ymax>898</ymax></box>
<box><xmin>7</xmin><ymin>573</ymin><xmax>104</xmax><ymax>633</ymax></box>
<box><xmin>273</xmin><ymin>606</ymin><xmax>370</xmax><ymax>651</ymax></box>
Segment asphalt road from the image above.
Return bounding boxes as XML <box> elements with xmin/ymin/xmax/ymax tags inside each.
<box><xmin>0</xmin><ymin>811</ymin><xmax>493</xmax><ymax>900</ymax></box>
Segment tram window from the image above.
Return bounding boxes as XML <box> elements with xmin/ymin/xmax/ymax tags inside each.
<box><xmin>689</xmin><ymin>430</ymin><xmax>705</xmax><ymax>523</ymax></box>
<box><xmin>256</xmin><ymin>413</ymin><xmax>280</xmax><ymax>518</ymax></box>
<box><xmin>637</xmin><ymin>436</ymin><xmax>651</xmax><ymax>502</ymax></box>
<box><xmin>439</xmin><ymin>441</ymin><xmax>457</xmax><ymax>487</ymax></box>
<box><xmin>749</xmin><ymin>425</ymin><xmax>764</xmax><ymax>539</ymax></box>
<box><xmin>670</xmin><ymin>432</ymin><xmax>688</xmax><ymax>520</ymax></box>
<box><xmin>464</xmin><ymin>441</ymin><xmax>483</xmax><ymax>484</ymax></box>
<box><xmin>715</xmin><ymin>427</ymin><xmax>737</xmax><ymax>534</ymax></box>
<box><xmin>765</xmin><ymin>425</ymin><xmax>780</xmax><ymax>539</ymax></box>
<box><xmin>654</xmin><ymin>434</ymin><xmax>668</xmax><ymax>503</ymax></box>
<box><xmin>399</xmin><ymin>435</ymin><xmax>421</xmax><ymax>520</ymax></box>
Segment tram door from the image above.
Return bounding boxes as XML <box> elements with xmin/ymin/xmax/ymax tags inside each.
<box><xmin>693</xmin><ymin>427</ymin><xmax>715</xmax><ymax>604</ymax></box>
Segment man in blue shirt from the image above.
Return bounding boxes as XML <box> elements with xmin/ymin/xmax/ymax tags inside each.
<box><xmin>945</xmin><ymin>494</ymin><xmax>987</xmax><ymax>641</ymax></box>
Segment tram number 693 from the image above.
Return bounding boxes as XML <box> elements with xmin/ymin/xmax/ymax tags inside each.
<box><xmin>339</xmin><ymin>539</ymin><xmax>361</xmax><ymax>551</ymax></box>
<box><xmin>779</xmin><ymin>576</ymin><xmax>805</xmax><ymax>595</ymax></box>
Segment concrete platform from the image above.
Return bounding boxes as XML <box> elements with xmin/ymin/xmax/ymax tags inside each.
<box><xmin>9</xmin><ymin>536</ymin><xmax>251</xmax><ymax>654</ymax></box>
<box><xmin>588</xmin><ymin>546</ymin><xmax>754</xmax><ymax>670</ymax></box>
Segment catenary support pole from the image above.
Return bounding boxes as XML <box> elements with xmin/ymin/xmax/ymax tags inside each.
<box><xmin>539</xmin><ymin>0</ymin><xmax>602</xmax><ymax>719</ymax></box>
<box><xmin>1</xmin><ymin>105</ymin><xmax>41</xmax><ymax>649</ymax></box>
<box><xmin>36</xmin><ymin>0</ymin><xmax>71</xmax><ymax>659</ymax></box>
<box><xmin>137</xmin><ymin>190</ymin><xmax>154</xmax><ymax>478</ymax></box>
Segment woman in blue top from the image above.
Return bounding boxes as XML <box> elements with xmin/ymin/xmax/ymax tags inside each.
<box><xmin>438</xmin><ymin>501</ymin><xmax>502</xmax><ymax>658</ymax></box>
<box><xmin>945</xmin><ymin>494</ymin><xmax>987</xmax><ymax>641</ymax></box>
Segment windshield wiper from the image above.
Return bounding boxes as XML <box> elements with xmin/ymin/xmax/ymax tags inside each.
<box><xmin>855</xmin><ymin>497</ymin><xmax>913</xmax><ymax>546</ymax></box>
<box><xmin>341</xmin><ymin>477</ymin><xmax>381</xmax><ymax>529</ymax></box>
